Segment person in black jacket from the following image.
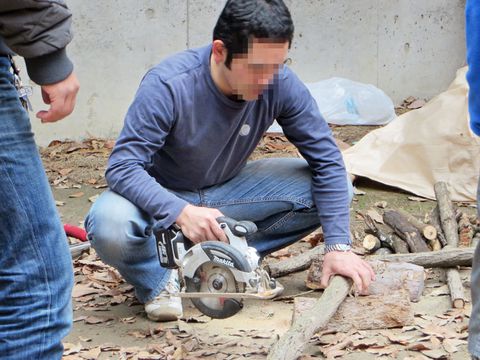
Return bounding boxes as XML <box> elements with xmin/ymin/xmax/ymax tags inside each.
<box><xmin>0</xmin><ymin>1</ymin><xmax>79</xmax><ymax>358</ymax></box>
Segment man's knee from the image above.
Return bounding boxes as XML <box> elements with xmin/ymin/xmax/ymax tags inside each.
<box><xmin>85</xmin><ymin>191</ymin><xmax>152</xmax><ymax>259</ymax></box>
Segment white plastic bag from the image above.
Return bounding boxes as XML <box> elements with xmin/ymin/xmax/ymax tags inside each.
<box><xmin>305</xmin><ymin>77</ymin><xmax>396</xmax><ymax>126</ymax></box>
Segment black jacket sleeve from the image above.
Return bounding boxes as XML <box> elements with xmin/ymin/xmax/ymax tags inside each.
<box><xmin>0</xmin><ymin>0</ymin><xmax>74</xmax><ymax>85</ymax></box>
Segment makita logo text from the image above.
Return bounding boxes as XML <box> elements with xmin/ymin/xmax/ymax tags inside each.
<box><xmin>213</xmin><ymin>255</ymin><xmax>234</xmax><ymax>268</ymax></box>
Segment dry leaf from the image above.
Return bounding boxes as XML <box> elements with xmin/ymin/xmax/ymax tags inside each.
<box><xmin>128</xmin><ymin>330</ymin><xmax>149</xmax><ymax>339</ymax></box>
<box><xmin>72</xmin><ymin>284</ymin><xmax>101</xmax><ymax>298</ymax></box>
<box><xmin>364</xmin><ymin>345</ymin><xmax>398</xmax><ymax>356</ymax></box>
<box><xmin>66</xmin><ymin>142</ymin><xmax>88</xmax><ymax>153</ymax></box>
<box><xmin>367</xmin><ymin>209</ymin><xmax>384</xmax><ymax>224</ymax></box>
<box><xmin>442</xmin><ymin>338</ymin><xmax>467</xmax><ymax>353</ymax></box>
<box><xmin>58</xmin><ymin>168</ymin><xmax>73</xmax><ymax>176</ymax></box>
<box><xmin>420</xmin><ymin>349</ymin><xmax>448</xmax><ymax>359</ymax></box>
<box><xmin>63</xmin><ymin>342</ymin><xmax>82</xmax><ymax>355</ymax></box>
<box><xmin>69</xmin><ymin>192</ymin><xmax>85</xmax><ymax>198</ymax></box>
<box><xmin>79</xmin><ymin>347</ymin><xmax>101</xmax><ymax>360</ymax></box>
<box><xmin>408</xmin><ymin>99</ymin><xmax>426</xmax><ymax>109</ymax></box>
<box><xmin>386</xmin><ymin>333</ymin><xmax>415</xmax><ymax>345</ymax></box>
<box><xmin>55</xmin><ymin>200</ymin><xmax>65</xmax><ymax>206</ymax></box>
<box><xmin>407</xmin><ymin>342</ymin><xmax>435</xmax><ymax>351</ymax></box>
<box><xmin>94</xmin><ymin>184</ymin><xmax>108</xmax><ymax>189</ymax></box>
<box><xmin>120</xmin><ymin>316</ymin><xmax>136</xmax><ymax>324</ymax></box>
<box><xmin>100</xmin><ymin>344</ymin><xmax>120</xmax><ymax>351</ymax></box>
<box><xmin>84</xmin><ymin>316</ymin><xmax>113</xmax><ymax>324</ymax></box>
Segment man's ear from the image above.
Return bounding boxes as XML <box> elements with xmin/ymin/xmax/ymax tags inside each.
<box><xmin>212</xmin><ymin>40</ymin><xmax>227</xmax><ymax>64</ymax></box>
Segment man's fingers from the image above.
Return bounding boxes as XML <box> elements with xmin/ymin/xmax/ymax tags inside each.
<box><xmin>358</xmin><ymin>267</ymin><xmax>372</xmax><ymax>294</ymax></box>
<box><xmin>350</xmin><ymin>272</ymin><xmax>364</xmax><ymax>294</ymax></box>
<box><xmin>37</xmin><ymin>98</ymin><xmax>70</xmax><ymax>123</ymax></box>
<box><xmin>212</xmin><ymin>223</ymin><xmax>228</xmax><ymax>243</ymax></box>
<box><xmin>364</xmin><ymin>261</ymin><xmax>376</xmax><ymax>280</ymax></box>
<box><xmin>41</xmin><ymin>88</ymin><xmax>51</xmax><ymax>104</ymax></box>
<box><xmin>320</xmin><ymin>269</ymin><xmax>332</xmax><ymax>289</ymax></box>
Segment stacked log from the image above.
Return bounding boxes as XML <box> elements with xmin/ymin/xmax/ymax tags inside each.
<box><xmin>434</xmin><ymin>182</ymin><xmax>466</xmax><ymax>309</ymax></box>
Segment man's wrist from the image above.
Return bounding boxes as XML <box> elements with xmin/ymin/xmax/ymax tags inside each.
<box><xmin>324</xmin><ymin>243</ymin><xmax>352</xmax><ymax>253</ymax></box>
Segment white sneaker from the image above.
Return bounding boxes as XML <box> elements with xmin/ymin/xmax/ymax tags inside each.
<box><xmin>145</xmin><ymin>270</ymin><xmax>183</xmax><ymax>322</ymax></box>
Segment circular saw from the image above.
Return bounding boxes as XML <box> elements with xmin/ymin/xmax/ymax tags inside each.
<box><xmin>155</xmin><ymin>217</ymin><xmax>283</xmax><ymax>319</ymax></box>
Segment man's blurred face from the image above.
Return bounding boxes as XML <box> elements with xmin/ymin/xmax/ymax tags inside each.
<box><xmin>224</xmin><ymin>39</ymin><xmax>289</xmax><ymax>101</ymax></box>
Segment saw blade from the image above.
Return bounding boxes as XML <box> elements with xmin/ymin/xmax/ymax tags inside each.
<box><xmin>185</xmin><ymin>261</ymin><xmax>245</xmax><ymax>318</ymax></box>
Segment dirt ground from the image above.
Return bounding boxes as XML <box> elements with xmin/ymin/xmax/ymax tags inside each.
<box><xmin>41</xmin><ymin>122</ymin><xmax>476</xmax><ymax>359</ymax></box>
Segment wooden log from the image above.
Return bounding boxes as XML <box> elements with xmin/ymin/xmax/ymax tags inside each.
<box><xmin>374</xmin><ymin>247</ymin><xmax>393</xmax><ymax>255</ymax></box>
<box><xmin>434</xmin><ymin>182</ymin><xmax>466</xmax><ymax>309</ymax></box>
<box><xmin>391</xmin><ymin>233</ymin><xmax>409</xmax><ymax>254</ymax></box>
<box><xmin>292</xmin><ymin>290</ymin><xmax>414</xmax><ymax>333</ymax></box>
<box><xmin>361</xmin><ymin>214</ymin><xmax>395</xmax><ymax>251</ymax></box>
<box><xmin>267</xmin><ymin>276</ymin><xmax>351</xmax><ymax>360</ymax></box>
<box><xmin>265</xmin><ymin>245</ymin><xmax>324</xmax><ymax>278</ymax></box>
<box><xmin>398</xmin><ymin>209</ymin><xmax>437</xmax><ymax>241</ymax></box>
<box><xmin>446</xmin><ymin>268</ymin><xmax>465</xmax><ymax>309</ymax></box>
<box><xmin>371</xmin><ymin>247</ymin><xmax>473</xmax><ymax>267</ymax></box>
<box><xmin>363</xmin><ymin>234</ymin><xmax>381</xmax><ymax>253</ymax></box>
<box><xmin>306</xmin><ymin>260</ymin><xmax>424</xmax><ymax>302</ymax></box>
<box><xmin>434</xmin><ymin>182</ymin><xmax>459</xmax><ymax>247</ymax></box>
<box><xmin>266</xmin><ymin>246</ymin><xmax>473</xmax><ymax>279</ymax></box>
<box><xmin>430</xmin><ymin>239</ymin><xmax>442</xmax><ymax>251</ymax></box>
<box><xmin>427</xmin><ymin>205</ymin><xmax>448</xmax><ymax>247</ymax></box>
<box><xmin>383</xmin><ymin>210</ymin><xmax>430</xmax><ymax>252</ymax></box>
<box><xmin>458</xmin><ymin>211</ymin><xmax>474</xmax><ymax>247</ymax></box>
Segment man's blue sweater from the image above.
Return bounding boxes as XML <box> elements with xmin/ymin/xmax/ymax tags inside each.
<box><xmin>467</xmin><ymin>0</ymin><xmax>480</xmax><ymax>135</ymax></box>
<box><xmin>106</xmin><ymin>45</ymin><xmax>351</xmax><ymax>246</ymax></box>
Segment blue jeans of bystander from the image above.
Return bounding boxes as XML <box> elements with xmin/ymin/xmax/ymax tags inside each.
<box><xmin>0</xmin><ymin>56</ymin><xmax>73</xmax><ymax>359</ymax></box>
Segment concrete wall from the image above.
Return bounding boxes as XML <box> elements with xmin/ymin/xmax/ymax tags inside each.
<box><xmin>20</xmin><ymin>0</ymin><xmax>466</xmax><ymax>146</ymax></box>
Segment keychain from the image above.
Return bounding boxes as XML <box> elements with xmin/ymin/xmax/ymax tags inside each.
<box><xmin>8</xmin><ymin>55</ymin><xmax>33</xmax><ymax>112</ymax></box>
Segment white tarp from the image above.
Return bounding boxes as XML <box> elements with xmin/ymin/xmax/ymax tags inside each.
<box><xmin>342</xmin><ymin>67</ymin><xmax>480</xmax><ymax>202</ymax></box>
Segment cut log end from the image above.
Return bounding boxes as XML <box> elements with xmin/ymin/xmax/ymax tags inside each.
<box><xmin>452</xmin><ymin>299</ymin><xmax>465</xmax><ymax>309</ymax></box>
<box><xmin>363</xmin><ymin>234</ymin><xmax>381</xmax><ymax>252</ymax></box>
<box><xmin>422</xmin><ymin>225</ymin><xmax>438</xmax><ymax>241</ymax></box>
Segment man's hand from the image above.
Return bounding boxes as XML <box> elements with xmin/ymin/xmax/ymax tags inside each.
<box><xmin>176</xmin><ymin>204</ymin><xmax>228</xmax><ymax>244</ymax></box>
<box><xmin>320</xmin><ymin>251</ymin><xmax>375</xmax><ymax>294</ymax></box>
<box><xmin>36</xmin><ymin>72</ymin><xmax>80</xmax><ymax>123</ymax></box>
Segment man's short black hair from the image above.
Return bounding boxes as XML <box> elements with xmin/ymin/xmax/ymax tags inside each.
<box><xmin>213</xmin><ymin>0</ymin><xmax>294</xmax><ymax>68</ymax></box>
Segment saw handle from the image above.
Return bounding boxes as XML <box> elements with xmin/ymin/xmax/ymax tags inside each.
<box><xmin>216</xmin><ymin>216</ymin><xmax>257</xmax><ymax>237</ymax></box>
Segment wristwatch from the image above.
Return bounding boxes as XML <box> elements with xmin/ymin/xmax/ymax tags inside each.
<box><xmin>324</xmin><ymin>243</ymin><xmax>352</xmax><ymax>253</ymax></box>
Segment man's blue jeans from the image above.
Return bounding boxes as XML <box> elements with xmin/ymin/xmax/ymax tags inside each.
<box><xmin>0</xmin><ymin>56</ymin><xmax>73</xmax><ymax>359</ymax></box>
<box><xmin>85</xmin><ymin>157</ymin><xmax>353</xmax><ymax>303</ymax></box>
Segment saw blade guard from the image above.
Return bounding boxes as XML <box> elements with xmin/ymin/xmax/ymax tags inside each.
<box><xmin>183</xmin><ymin>241</ymin><xmax>253</xmax><ymax>318</ymax></box>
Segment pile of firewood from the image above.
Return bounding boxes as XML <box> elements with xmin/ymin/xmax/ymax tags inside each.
<box><xmin>266</xmin><ymin>181</ymin><xmax>477</xmax><ymax>360</ymax></box>
<box><xmin>360</xmin><ymin>182</ymin><xmax>479</xmax><ymax>256</ymax></box>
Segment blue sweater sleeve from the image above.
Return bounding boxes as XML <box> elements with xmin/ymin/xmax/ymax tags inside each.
<box><xmin>467</xmin><ymin>0</ymin><xmax>480</xmax><ymax>135</ymax></box>
<box><xmin>277</xmin><ymin>70</ymin><xmax>351</xmax><ymax>246</ymax></box>
<box><xmin>105</xmin><ymin>73</ymin><xmax>188</xmax><ymax>228</ymax></box>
